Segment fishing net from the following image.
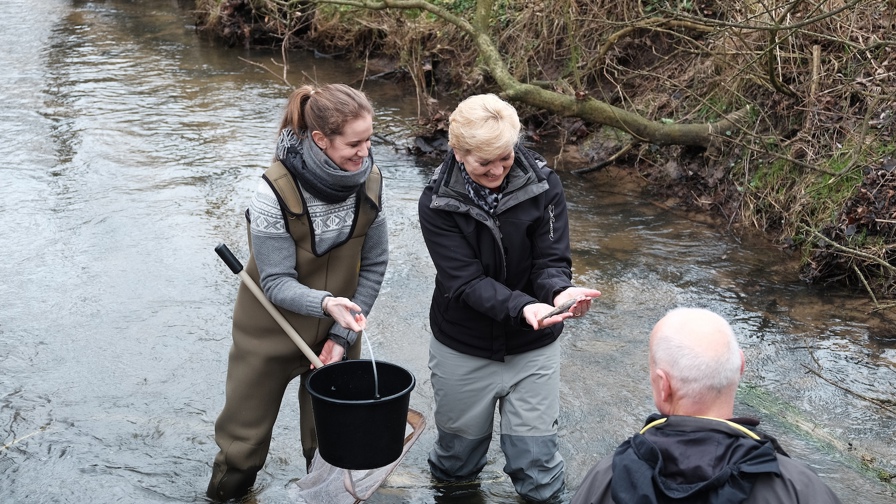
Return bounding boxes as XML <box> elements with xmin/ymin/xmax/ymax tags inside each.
<box><xmin>292</xmin><ymin>410</ymin><xmax>425</xmax><ymax>504</ymax></box>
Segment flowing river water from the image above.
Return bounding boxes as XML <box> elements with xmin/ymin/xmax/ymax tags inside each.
<box><xmin>1</xmin><ymin>1</ymin><xmax>894</xmax><ymax>503</ymax></box>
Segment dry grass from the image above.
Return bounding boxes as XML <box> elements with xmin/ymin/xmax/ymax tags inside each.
<box><xmin>194</xmin><ymin>0</ymin><xmax>896</xmax><ymax>300</ymax></box>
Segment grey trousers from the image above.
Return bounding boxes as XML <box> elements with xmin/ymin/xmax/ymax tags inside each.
<box><xmin>428</xmin><ymin>335</ymin><xmax>565</xmax><ymax>502</ymax></box>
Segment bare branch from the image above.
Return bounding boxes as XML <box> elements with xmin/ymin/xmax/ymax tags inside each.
<box><xmin>802</xmin><ymin>364</ymin><xmax>896</xmax><ymax>417</ymax></box>
<box><xmin>239</xmin><ymin>56</ymin><xmax>292</xmax><ymax>87</ymax></box>
<box><xmin>308</xmin><ymin>0</ymin><xmax>752</xmax><ymax>148</ymax></box>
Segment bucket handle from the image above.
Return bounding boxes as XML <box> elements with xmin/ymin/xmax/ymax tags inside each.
<box><xmin>215</xmin><ymin>243</ymin><xmax>325</xmax><ymax>369</ymax></box>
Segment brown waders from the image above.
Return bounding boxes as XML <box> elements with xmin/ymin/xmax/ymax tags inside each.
<box><xmin>206</xmin><ymin>162</ymin><xmax>381</xmax><ymax>501</ymax></box>
<box><xmin>205</xmin><ymin>322</ymin><xmax>361</xmax><ymax>501</ymax></box>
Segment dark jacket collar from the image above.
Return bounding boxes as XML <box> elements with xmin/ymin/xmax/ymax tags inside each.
<box><xmin>429</xmin><ymin>145</ymin><xmax>548</xmax><ymax>215</ymax></box>
<box><xmin>610</xmin><ymin>414</ymin><xmax>782</xmax><ymax>503</ymax></box>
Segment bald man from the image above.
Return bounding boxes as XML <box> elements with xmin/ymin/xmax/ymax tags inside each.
<box><xmin>571</xmin><ymin>307</ymin><xmax>843</xmax><ymax>504</ymax></box>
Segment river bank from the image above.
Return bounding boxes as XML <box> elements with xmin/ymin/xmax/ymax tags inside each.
<box><xmin>193</xmin><ymin>0</ymin><xmax>896</xmax><ymax>307</ymax></box>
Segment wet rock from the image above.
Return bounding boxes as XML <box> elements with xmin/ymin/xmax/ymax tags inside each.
<box><xmin>410</xmin><ymin>133</ymin><xmax>449</xmax><ymax>158</ymax></box>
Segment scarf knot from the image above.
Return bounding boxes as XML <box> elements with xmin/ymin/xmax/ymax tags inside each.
<box><xmin>459</xmin><ymin>164</ymin><xmax>505</xmax><ymax>216</ymax></box>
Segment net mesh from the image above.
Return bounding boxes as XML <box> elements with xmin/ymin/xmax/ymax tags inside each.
<box><xmin>291</xmin><ymin>410</ymin><xmax>425</xmax><ymax>503</ymax></box>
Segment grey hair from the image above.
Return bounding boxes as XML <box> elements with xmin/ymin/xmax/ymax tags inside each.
<box><xmin>650</xmin><ymin>307</ymin><xmax>742</xmax><ymax>403</ymax></box>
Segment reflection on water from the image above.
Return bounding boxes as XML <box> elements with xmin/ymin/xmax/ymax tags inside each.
<box><xmin>0</xmin><ymin>1</ymin><xmax>893</xmax><ymax>503</ymax></box>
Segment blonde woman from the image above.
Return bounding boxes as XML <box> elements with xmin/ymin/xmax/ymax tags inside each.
<box><xmin>418</xmin><ymin>94</ymin><xmax>600</xmax><ymax>502</ymax></box>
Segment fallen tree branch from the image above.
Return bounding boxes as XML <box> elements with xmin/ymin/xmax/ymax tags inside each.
<box><xmin>597</xmin><ymin>19</ymin><xmax>713</xmax><ymax>61</ymax></box>
<box><xmin>238</xmin><ymin>57</ymin><xmax>292</xmax><ymax>87</ymax></box>
<box><xmin>805</xmin><ymin>228</ymin><xmax>896</xmax><ymax>275</ymax></box>
<box><xmin>308</xmin><ymin>0</ymin><xmax>754</xmax><ymax>148</ymax></box>
<box><xmin>801</xmin><ymin>364</ymin><xmax>896</xmax><ymax>417</ymax></box>
<box><xmin>854</xmin><ymin>264</ymin><xmax>880</xmax><ymax>308</ymax></box>
<box><xmin>870</xmin><ymin>302</ymin><xmax>896</xmax><ymax>313</ymax></box>
<box><xmin>572</xmin><ymin>142</ymin><xmax>635</xmax><ymax>175</ymax></box>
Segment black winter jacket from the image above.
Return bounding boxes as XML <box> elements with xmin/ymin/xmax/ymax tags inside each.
<box><xmin>571</xmin><ymin>414</ymin><xmax>844</xmax><ymax>504</ymax></box>
<box><xmin>418</xmin><ymin>146</ymin><xmax>574</xmax><ymax>361</ymax></box>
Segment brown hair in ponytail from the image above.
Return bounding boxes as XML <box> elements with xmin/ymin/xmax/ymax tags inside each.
<box><xmin>279</xmin><ymin>83</ymin><xmax>373</xmax><ymax>139</ymax></box>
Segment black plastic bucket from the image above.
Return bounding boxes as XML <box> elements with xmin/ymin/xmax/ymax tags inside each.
<box><xmin>306</xmin><ymin>359</ymin><xmax>415</xmax><ymax>470</ymax></box>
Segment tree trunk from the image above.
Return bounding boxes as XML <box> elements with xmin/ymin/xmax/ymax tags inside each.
<box><xmin>312</xmin><ymin>0</ymin><xmax>750</xmax><ymax>148</ymax></box>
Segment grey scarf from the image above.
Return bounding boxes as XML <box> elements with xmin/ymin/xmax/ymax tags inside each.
<box><xmin>275</xmin><ymin>128</ymin><xmax>372</xmax><ymax>203</ymax></box>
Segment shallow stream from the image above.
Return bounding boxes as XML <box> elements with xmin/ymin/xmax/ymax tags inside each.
<box><xmin>1</xmin><ymin>1</ymin><xmax>894</xmax><ymax>502</ymax></box>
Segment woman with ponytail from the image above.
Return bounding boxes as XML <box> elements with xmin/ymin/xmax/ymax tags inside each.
<box><xmin>207</xmin><ymin>83</ymin><xmax>388</xmax><ymax>502</ymax></box>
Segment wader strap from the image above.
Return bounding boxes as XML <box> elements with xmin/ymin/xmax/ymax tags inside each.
<box><xmin>262</xmin><ymin>161</ymin><xmax>383</xmax><ymax>253</ymax></box>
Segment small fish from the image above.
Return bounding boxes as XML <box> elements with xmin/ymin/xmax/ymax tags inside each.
<box><xmin>539</xmin><ymin>298</ymin><xmax>580</xmax><ymax>321</ymax></box>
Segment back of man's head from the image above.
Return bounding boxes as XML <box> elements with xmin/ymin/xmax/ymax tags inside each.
<box><xmin>648</xmin><ymin>307</ymin><xmax>744</xmax><ymax>417</ymax></box>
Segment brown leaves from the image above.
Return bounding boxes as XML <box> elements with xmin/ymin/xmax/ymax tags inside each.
<box><xmin>801</xmin><ymin>158</ymin><xmax>896</xmax><ymax>297</ymax></box>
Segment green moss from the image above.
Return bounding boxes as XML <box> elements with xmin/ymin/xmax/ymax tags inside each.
<box><xmin>738</xmin><ymin>383</ymin><xmax>896</xmax><ymax>488</ymax></box>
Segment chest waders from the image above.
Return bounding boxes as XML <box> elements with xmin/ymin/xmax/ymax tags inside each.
<box><xmin>207</xmin><ymin>162</ymin><xmax>382</xmax><ymax>502</ymax></box>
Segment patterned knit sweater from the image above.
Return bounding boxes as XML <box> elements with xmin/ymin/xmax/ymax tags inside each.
<box><xmin>247</xmin><ymin>178</ymin><xmax>388</xmax><ymax>346</ymax></box>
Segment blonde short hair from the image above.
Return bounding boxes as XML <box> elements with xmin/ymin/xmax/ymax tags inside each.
<box><xmin>447</xmin><ymin>94</ymin><xmax>521</xmax><ymax>160</ymax></box>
